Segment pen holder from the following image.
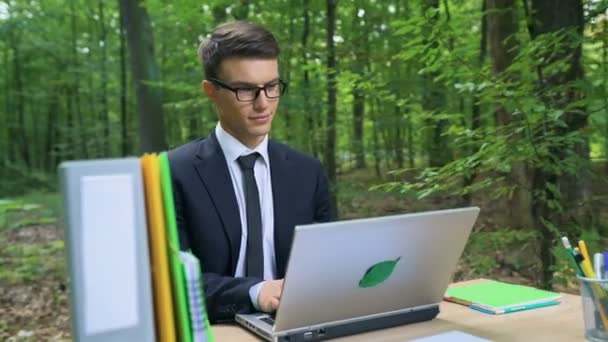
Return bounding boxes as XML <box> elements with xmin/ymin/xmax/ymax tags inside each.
<box><xmin>577</xmin><ymin>275</ymin><xmax>608</xmax><ymax>342</ymax></box>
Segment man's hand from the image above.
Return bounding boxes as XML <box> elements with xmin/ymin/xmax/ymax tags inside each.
<box><xmin>258</xmin><ymin>279</ymin><xmax>284</xmax><ymax>313</ymax></box>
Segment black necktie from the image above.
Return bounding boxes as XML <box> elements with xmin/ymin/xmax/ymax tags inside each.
<box><xmin>237</xmin><ymin>153</ymin><xmax>264</xmax><ymax>278</ymax></box>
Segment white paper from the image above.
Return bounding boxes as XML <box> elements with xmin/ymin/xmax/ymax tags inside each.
<box><xmin>81</xmin><ymin>174</ymin><xmax>139</xmax><ymax>335</ymax></box>
<box><xmin>410</xmin><ymin>330</ymin><xmax>492</xmax><ymax>342</ymax></box>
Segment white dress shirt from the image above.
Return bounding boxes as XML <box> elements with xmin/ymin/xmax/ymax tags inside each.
<box><xmin>215</xmin><ymin>123</ymin><xmax>277</xmax><ymax>308</ymax></box>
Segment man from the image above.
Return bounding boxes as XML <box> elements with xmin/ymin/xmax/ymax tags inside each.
<box><xmin>169</xmin><ymin>21</ymin><xmax>334</xmax><ymax>323</ymax></box>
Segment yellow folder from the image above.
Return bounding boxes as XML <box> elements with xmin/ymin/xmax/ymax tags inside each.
<box><xmin>141</xmin><ymin>154</ymin><xmax>177</xmax><ymax>342</ymax></box>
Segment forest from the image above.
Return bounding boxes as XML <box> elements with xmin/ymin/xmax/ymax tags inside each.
<box><xmin>1</xmin><ymin>0</ymin><xmax>607</xmax><ymax>340</ymax></box>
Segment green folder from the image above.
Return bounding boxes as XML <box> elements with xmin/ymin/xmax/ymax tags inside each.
<box><xmin>444</xmin><ymin>280</ymin><xmax>562</xmax><ymax>314</ymax></box>
<box><xmin>159</xmin><ymin>152</ymin><xmax>193</xmax><ymax>342</ymax></box>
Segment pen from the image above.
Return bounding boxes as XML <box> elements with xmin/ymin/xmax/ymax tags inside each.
<box><xmin>579</xmin><ymin>240</ymin><xmax>596</xmax><ymax>278</ymax></box>
<box><xmin>604</xmin><ymin>252</ymin><xmax>608</xmax><ymax>278</ymax></box>
<box><xmin>575</xmin><ymin>247</ymin><xmax>597</xmax><ymax>278</ymax></box>
<box><xmin>562</xmin><ymin>237</ymin><xmax>584</xmax><ymax>276</ymax></box>
<box><xmin>578</xmin><ymin>251</ymin><xmax>598</xmax><ymax>279</ymax></box>
<box><xmin>501</xmin><ymin>301</ymin><xmax>560</xmax><ymax>314</ymax></box>
<box><xmin>595</xmin><ymin>253</ymin><xmax>603</xmax><ymax>280</ymax></box>
<box><xmin>602</xmin><ymin>251</ymin><xmax>608</xmax><ymax>290</ymax></box>
<box><xmin>469</xmin><ymin>301</ymin><xmax>560</xmax><ymax>315</ymax></box>
<box><xmin>579</xmin><ymin>240</ymin><xmax>592</xmax><ymax>262</ymax></box>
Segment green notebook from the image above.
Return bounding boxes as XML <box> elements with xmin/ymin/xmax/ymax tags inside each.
<box><xmin>444</xmin><ymin>281</ymin><xmax>562</xmax><ymax>314</ymax></box>
<box><xmin>159</xmin><ymin>152</ymin><xmax>193</xmax><ymax>342</ymax></box>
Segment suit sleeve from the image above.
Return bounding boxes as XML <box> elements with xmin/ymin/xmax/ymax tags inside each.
<box><xmin>172</xmin><ymin>169</ymin><xmax>262</xmax><ymax>323</ymax></box>
<box><xmin>200</xmin><ymin>272</ymin><xmax>261</xmax><ymax>323</ymax></box>
<box><xmin>313</xmin><ymin>160</ymin><xmax>336</xmax><ymax>222</ymax></box>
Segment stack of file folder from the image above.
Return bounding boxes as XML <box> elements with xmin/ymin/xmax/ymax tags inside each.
<box><xmin>142</xmin><ymin>152</ymin><xmax>214</xmax><ymax>342</ymax></box>
<box><xmin>444</xmin><ymin>280</ymin><xmax>562</xmax><ymax>315</ymax></box>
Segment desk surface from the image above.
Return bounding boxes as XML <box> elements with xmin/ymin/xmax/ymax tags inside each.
<box><xmin>211</xmin><ymin>279</ymin><xmax>584</xmax><ymax>341</ymax></box>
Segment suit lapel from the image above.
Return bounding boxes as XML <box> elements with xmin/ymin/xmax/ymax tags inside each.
<box><xmin>269</xmin><ymin>141</ymin><xmax>293</xmax><ymax>277</ymax></box>
<box><xmin>194</xmin><ymin>132</ymin><xmax>242</xmax><ymax>272</ymax></box>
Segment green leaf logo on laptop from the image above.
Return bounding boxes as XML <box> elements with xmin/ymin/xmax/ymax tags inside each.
<box><xmin>359</xmin><ymin>257</ymin><xmax>401</xmax><ymax>288</ymax></box>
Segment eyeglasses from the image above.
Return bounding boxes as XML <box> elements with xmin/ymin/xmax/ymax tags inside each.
<box><xmin>208</xmin><ymin>77</ymin><xmax>288</xmax><ymax>102</ymax></box>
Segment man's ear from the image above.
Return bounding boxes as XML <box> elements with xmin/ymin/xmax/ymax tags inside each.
<box><xmin>202</xmin><ymin>80</ymin><xmax>216</xmax><ymax>100</ymax></box>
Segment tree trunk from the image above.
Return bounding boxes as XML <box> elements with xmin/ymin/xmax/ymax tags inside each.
<box><xmin>352</xmin><ymin>86</ymin><xmax>365</xmax><ymax>168</ymax></box>
<box><xmin>3</xmin><ymin>47</ymin><xmax>11</xmax><ymax>166</ymax></box>
<box><xmin>283</xmin><ymin>2</ymin><xmax>295</xmax><ymax>144</ymax></box>
<box><xmin>463</xmin><ymin>0</ymin><xmax>487</xmax><ymax>205</ymax></box>
<box><xmin>65</xmin><ymin>86</ymin><xmax>74</xmax><ymax>161</ymax></box>
<box><xmin>301</xmin><ymin>0</ymin><xmax>317</xmax><ymax>157</ymax></box>
<box><xmin>120</xmin><ymin>0</ymin><xmax>167</xmax><ymax>153</ymax></box>
<box><xmin>11</xmin><ymin>33</ymin><xmax>30</xmax><ymax>169</ymax></box>
<box><xmin>325</xmin><ymin>0</ymin><xmax>338</xmax><ymax>216</ymax></box>
<box><xmin>528</xmin><ymin>0</ymin><xmax>588</xmax><ymax>288</ymax></box>
<box><xmin>604</xmin><ymin>13</ymin><xmax>608</xmax><ymax>170</ymax></box>
<box><xmin>371</xmin><ymin>98</ymin><xmax>382</xmax><ymax>178</ymax></box>
<box><xmin>380</xmin><ymin>118</ymin><xmax>392</xmax><ymax>169</ymax></box>
<box><xmin>187</xmin><ymin>113</ymin><xmax>201</xmax><ymax>142</ymax></box>
<box><xmin>351</xmin><ymin>3</ymin><xmax>367</xmax><ymax>169</ymax></box>
<box><xmin>421</xmin><ymin>0</ymin><xmax>449</xmax><ymax>167</ymax></box>
<box><xmin>487</xmin><ymin>0</ymin><xmax>535</xmax><ymax>232</ymax></box>
<box><xmin>407</xmin><ymin>113</ymin><xmax>414</xmax><ymax>168</ymax></box>
<box><xmin>99</xmin><ymin>0</ymin><xmax>110</xmax><ymax>157</ymax></box>
<box><xmin>119</xmin><ymin>5</ymin><xmax>129</xmax><ymax>156</ymax></box>
<box><xmin>488</xmin><ymin>0</ymin><xmax>518</xmax><ymax>104</ymax></box>
<box><xmin>394</xmin><ymin>106</ymin><xmax>405</xmax><ymax>169</ymax></box>
<box><xmin>84</xmin><ymin>3</ymin><xmax>98</xmax><ymax>158</ymax></box>
<box><xmin>71</xmin><ymin>0</ymin><xmax>87</xmax><ymax>159</ymax></box>
<box><xmin>45</xmin><ymin>100</ymin><xmax>58</xmax><ymax>172</ymax></box>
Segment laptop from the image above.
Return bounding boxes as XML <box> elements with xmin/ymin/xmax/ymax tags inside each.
<box><xmin>236</xmin><ymin>207</ymin><xmax>480</xmax><ymax>342</ymax></box>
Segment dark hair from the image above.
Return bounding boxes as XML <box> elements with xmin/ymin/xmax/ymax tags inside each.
<box><xmin>198</xmin><ymin>21</ymin><xmax>280</xmax><ymax>79</ymax></box>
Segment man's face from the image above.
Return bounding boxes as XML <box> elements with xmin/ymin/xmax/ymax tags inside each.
<box><xmin>204</xmin><ymin>58</ymin><xmax>280</xmax><ymax>148</ymax></box>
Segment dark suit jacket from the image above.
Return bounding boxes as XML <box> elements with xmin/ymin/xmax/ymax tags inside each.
<box><xmin>169</xmin><ymin>132</ymin><xmax>334</xmax><ymax>323</ymax></box>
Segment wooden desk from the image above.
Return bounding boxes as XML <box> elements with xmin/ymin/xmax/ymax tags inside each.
<box><xmin>212</xmin><ymin>280</ymin><xmax>584</xmax><ymax>341</ymax></box>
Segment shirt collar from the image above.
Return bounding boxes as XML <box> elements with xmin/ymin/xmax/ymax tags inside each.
<box><xmin>215</xmin><ymin>122</ymin><xmax>269</xmax><ymax>164</ymax></box>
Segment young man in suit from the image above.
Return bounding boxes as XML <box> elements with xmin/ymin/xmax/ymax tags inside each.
<box><xmin>169</xmin><ymin>21</ymin><xmax>335</xmax><ymax>323</ymax></box>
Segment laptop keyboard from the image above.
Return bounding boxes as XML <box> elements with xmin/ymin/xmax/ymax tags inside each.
<box><xmin>259</xmin><ymin>314</ymin><xmax>275</xmax><ymax>326</ymax></box>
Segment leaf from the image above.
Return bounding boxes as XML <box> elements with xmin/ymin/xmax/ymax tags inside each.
<box><xmin>0</xmin><ymin>199</ymin><xmax>23</xmax><ymax>213</ymax></box>
<box><xmin>22</xmin><ymin>204</ymin><xmax>41</xmax><ymax>211</ymax></box>
<box><xmin>358</xmin><ymin>257</ymin><xmax>401</xmax><ymax>288</ymax></box>
<box><xmin>8</xmin><ymin>217</ymin><xmax>56</xmax><ymax>230</ymax></box>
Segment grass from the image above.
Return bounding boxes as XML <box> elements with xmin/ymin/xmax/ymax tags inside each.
<box><xmin>0</xmin><ymin>192</ymin><xmax>69</xmax><ymax>341</ymax></box>
<box><xmin>0</xmin><ymin>192</ymin><xmax>61</xmax><ymax>231</ymax></box>
<box><xmin>0</xmin><ymin>240</ymin><xmax>65</xmax><ymax>284</ymax></box>
<box><xmin>0</xmin><ymin>192</ymin><xmax>66</xmax><ymax>285</ymax></box>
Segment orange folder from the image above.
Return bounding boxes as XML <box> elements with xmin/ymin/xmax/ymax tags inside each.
<box><xmin>141</xmin><ymin>154</ymin><xmax>177</xmax><ymax>342</ymax></box>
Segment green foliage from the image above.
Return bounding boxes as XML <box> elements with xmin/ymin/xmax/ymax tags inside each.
<box><xmin>0</xmin><ymin>193</ymin><xmax>64</xmax><ymax>284</ymax></box>
<box><xmin>0</xmin><ymin>239</ymin><xmax>65</xmax><ymax>284</ymax></box>
<box><xmin>462</xmin><ymin>230</ymin><xmax>537</xmax><ymax>276</ymax></box>
<box><xmin>0</xmin><ymin>0</ymin><xmax>606</xmax><ymax>291</ymax></box>
<box><xmin>380</xmin><ymin>26</ymin><xmax>597</xmax><ymax>226</ymax></box>
<box><xmin>0</xmin><ymin>195</ymin><xmax>58</xmax><ymax>231</ymax></box>
<box><xmin>0</xmin><ymin>161</ymin><xmax>56</xmax><ymax>197</ymax></box>
<box><xmin>380</xmin><ymin>14</ymin><xmax>603</xmax><ymax>287</ymax></box>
